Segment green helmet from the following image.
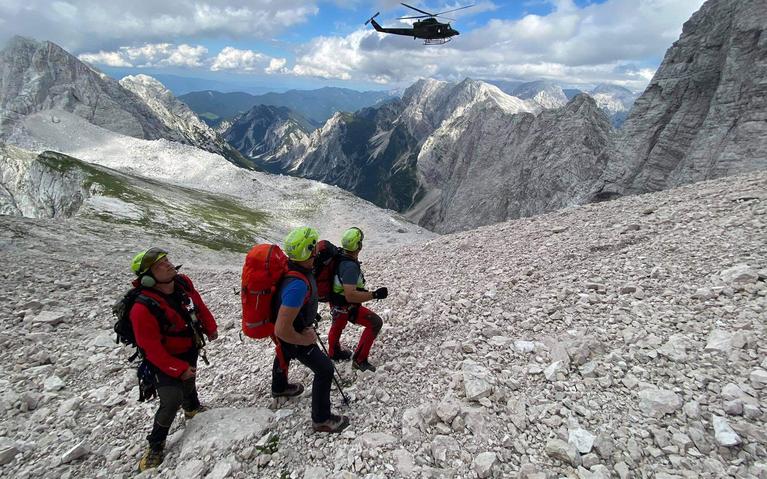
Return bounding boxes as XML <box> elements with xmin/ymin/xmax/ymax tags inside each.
<box><xmin>131</xmin><ymin>247</ymin><xmax>168</xmax><ymax>276</ymax></box>
<box><xmin>341</xmin><ymin>227</ymin><xmax>364</xmax><ymax>251</ymax></box>
<box><xmin>284</xmin><ymin>227</ymin><xmax>319</xmax><ymax>261</ymax></box>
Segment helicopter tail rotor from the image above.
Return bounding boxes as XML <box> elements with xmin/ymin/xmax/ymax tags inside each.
<box><xmin>365</xmin><ymin>12</ymin><xmax>380</xmax><ymax>25</ymax></box>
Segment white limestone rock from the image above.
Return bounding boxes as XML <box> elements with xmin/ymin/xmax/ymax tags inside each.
<box><xmin>304</xmin><ymin>466</ymin><xmax>330</xmax><ymax>479</ymax></box>
<box><xmin>544</xmin><ymin>360</ymin><xmax>566</xmax><ymax>381</ymax></box>
<box><xmin>430</xmin><ymin>435</ymin><xmax>460</xmax><ymax>465</ymax></box>
<box><xmin>657</xmin><ymin>335</ymin><xmax>688</xmax><ymax>361</ymax></box>
<box><xmin>750</xmin><ymin>369</ymin><xmax>767</xmax><ymax>389</ymax></box>
<box><xmin>43</xmin><ymin>375</ymin><xmax>65</xmax><ymax>392</ymax></box>
<box><xmin>32</xmin><ymin>310</ymin><xmax>66</xmax><ymax>326</ymax></box>
<box><xmin>638</xmin><ymin>388</ymin><xmax>682</xmax><ymax>418</ymax></box>
<box><xmin>472</xmin><ymin>452</ymin><xmax>498</xmax><ymax>479</ymax></box>
<box><xmin>392</xmin><ymin>449</ymin><xmax>417</xmax><ymax>476</ymax></box>
<box><xmin>176</xmin><ymin>459</ymin><xmax>206</xmax><ymax>479</ymax></box>
<box><xmin>61</xmin><ymin>440</ymin><xmax>89</xmax><ymax>463</ymax></box>
<box><xmin>720</xmin><ymin>264</ymin><xmax>760</xmax><ymax>286</ymax></box>
<box><xmin>712</xmin><ymin>415</ymin><xmax>742</xmax><ymax>447</ymax></box>
<box><xmin>206</xmin><ymin>461</ymin><xmax>235</xmax><ymax>479</ymax></box>
<box><xmin>179</xmin><ymin>408</ymin><xmax>273</xmax><ymax>459</ymax></box>
<box><xmin>358</xmin><ymin>432</ymin><xmax>396</xmax><ymax>449</ymax></box>
<box><xmin>436</xmin><ymin>396</ymin><xmax>461</xmax><ymax>423</ymax></box>
<box><xmin>0</xmin><ymin>443</ymin><xmax>20</xmax><ymax>465</ymax></box>
<box><xmin>462</xmin><ymin>360</ymin><xmax>493</xmax><ymax>401</ymax></box>
<box><xmin>704</xmin><ymin>329</ymin><xmax>746</xmax><ymax>353</ymax></box>
<box><xmin>513</xmin><ymin>340</ymin><xmax>536</xmax><ymax>353</ymax></box>
<box><xmin>545</xmin><ymin>438</ymin><xmax>581</xmax><ymax>467</ymax></box>
<box><xmin>569</xmin><ymin>427</ymin><xmax>596</xmax><ymax>454</ymax></box>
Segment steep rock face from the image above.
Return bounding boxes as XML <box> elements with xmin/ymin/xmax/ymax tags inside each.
<box><xmin>589</xmin><ymin>84</ymin><xmax>639</xmax><ymax>128</ymax></box>
<box><xmin>119</xmin><ymin>75</ymin><xmax>251</xmax><ymax>168</ymax></box>
<box><xmin>412</xmin><ymin>94</ymin><xmax>613</xmax><ymax>233</ymax></box>
<box><xmin>222</xmin><ymin>105</ymin><xmax>312</xmax><ymax>172</ymax></box>
<box><xmin>601</xmin><ymin>0</ymin><xmax>767</xmax><ymax>198</ymax></box>
<box><xmin>0</xmin><ymin>37</ymin><xmax>176</xmax><ymax>141</ymax></box>
<box><xmin>290</xmin><ymin>100</ymin><xmax>418</xmax><ymax>210</ymax></box>
<box><xmin>512</xmin><ymin>80</ymin><xmax>569</xmax><ymax>110</ymax></box>
<box><xmin>278</xmin><ymin>79</ymin><xmax>539</xmax><ymax>212</ymax></box>
<box><xmin>0</xmin><ymin>144</ymin><xmax>87</xmax><ymax>217</ymax></box>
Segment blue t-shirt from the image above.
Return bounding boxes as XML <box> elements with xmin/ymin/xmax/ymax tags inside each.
<box><xmin>281</xmin><ymin>278</ymin><xmax>308</xmax><ymax>308</ymax></box>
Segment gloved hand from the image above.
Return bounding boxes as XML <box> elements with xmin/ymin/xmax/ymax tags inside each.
<box><xmin>372</xmin><ymin>287</ymin><xmax>388</xmax><ymax>299</ymax></box>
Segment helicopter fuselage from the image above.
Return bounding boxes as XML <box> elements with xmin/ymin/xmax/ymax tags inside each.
<box><xmin>369</xmin><ymin>17</ymin><xmax>459</xmax><ymax>40</ymax></box>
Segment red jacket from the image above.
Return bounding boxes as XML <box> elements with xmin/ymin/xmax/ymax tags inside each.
<box><xmin>129</xmin><ymin>274</ymin><xmax>217</xmax><ymax>378</ymax></box>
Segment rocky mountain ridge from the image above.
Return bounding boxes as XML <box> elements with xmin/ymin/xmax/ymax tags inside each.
<box><xmin>0</xmin><ymin>36</ymin><xmax>247</xmax><ymax>167</ymax></box>
<box><xmin>118</xmin><ymin>75</ymin><xmax>253</xmax><ymax>169</ymax></box>
<box><xmin>598</xmin><ymin>0</ymin><xmax>767</xmax><ymax>199</ymax></box>
<box><xmin>222</xmin><ymin>105</ymin><xmax>313</xmax><ymax>172</ymax></box>
<box><xmin>411</xmin><ymin>93</ymin><xmax>613</xmax><ymax>233</ymax></box>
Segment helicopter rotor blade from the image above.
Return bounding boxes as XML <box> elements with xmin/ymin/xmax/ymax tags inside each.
<box><xmin>401</xmin><ymin>3</ymin><xmax>436</xmax><ymax>17</ymax></box>
<box><xmin>434</xmin><ymin>4</ymin><xmax>475</xmax><ymax>16</ymax></box>
<box><xmin>364</xmin><ymin>12</ymin><xmax>380</xmax><ymax>25</ymax></box>
<box><xmin>396</xmin><ymin>15</ymin><xmax>431</xmax><ymax>19</ymax></box>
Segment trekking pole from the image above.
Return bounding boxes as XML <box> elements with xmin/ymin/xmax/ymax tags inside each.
<box><xmin>312</xmin><ymin>322</ymin><xmax>350</xmax><ymax>406</ymax></box>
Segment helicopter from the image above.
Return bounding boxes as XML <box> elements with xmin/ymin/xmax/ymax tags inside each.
<box><xmin>366</xmin><ymin>3</ymin><xmax>474</xmax><ymax>45</ymax></box>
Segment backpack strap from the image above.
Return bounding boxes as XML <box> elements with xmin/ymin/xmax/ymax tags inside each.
<box><xmin>285</xmin><ymin>270</ymin><xmax>312</xmax><ymax>304</ymax></box>
<box><xmin>135</xmin><ymin>293</ymin><xmax>194</xmax><ymax>338</ymax></box>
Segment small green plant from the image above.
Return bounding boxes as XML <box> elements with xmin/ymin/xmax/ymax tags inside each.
<box><xmin>279</xmin><ymin>470</ymin><xmax>291</xmax><ymax>479</ymax></box>
<box><xmin>255</xmin><ymin>434</ymin><xmax>279</xmax><ymax>455</ymax></box>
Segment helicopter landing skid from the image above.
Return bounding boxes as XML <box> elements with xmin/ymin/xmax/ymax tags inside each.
<box><xmin>423</xmin><ymin>38</ymin><xmax>451</xmax><ymax>45</ymax></box>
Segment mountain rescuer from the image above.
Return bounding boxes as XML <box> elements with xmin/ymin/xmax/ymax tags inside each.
<box><xmin>327</xmin><ymin>227</ymin><xmax>388</xmax><ymax>372</ymax></box>
<box><xmin>129</xmin><ymin>248</ymin><xmax>218</xmax><ymax>472</ymax></box>
<box><xmin>273</xmin><ymin>227</ymin><xmax>350</xmax><ymax>433</ymax></box>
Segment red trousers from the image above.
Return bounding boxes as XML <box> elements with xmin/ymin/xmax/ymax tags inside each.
<box><xmin>328</xmin><ymin>304</ymin><xmax>383</xmax><ymax>362</ymax></box>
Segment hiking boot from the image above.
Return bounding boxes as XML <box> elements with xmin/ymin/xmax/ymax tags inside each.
<box><xmin>312</xmin><ymin>414</ymin><xmax>350</xmax><ymax>433</ymax></box>
<box><xmin>330</xmin><ymin>348</ymin><xmax>352</xmax><ymax>361</ymax></box>
<box><xmin>352</xmin><ymin>359</ymin><xmax>376</xmax><ymax>372</ymax></box>
<box><xmin>271</xmin><ymin>383</ymin><xmax>304</xmax><ymax>398</ymax></box>
<box><xmin>138</xmin><ymin>444</ymin><xmax>165</xmax><ymax>472</ymax></box>
<box><xmin>184</xmin><ymin>404</ymin><xmax>209</xmax><ymax>419</ymax></box>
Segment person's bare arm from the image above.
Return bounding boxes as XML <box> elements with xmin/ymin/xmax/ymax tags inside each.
<box><xmin>342</xmin><ymin>283</ymin><xmax>374</xmax><ymax>303</ymax></box>
<box><xmin>275</xmin><ymin>305</ymin><xmax>317</xmax><ymax>345</ymax></box>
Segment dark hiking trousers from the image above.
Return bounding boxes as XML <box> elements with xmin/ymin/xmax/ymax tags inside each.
<box><xmin>147</xmin><ymin>350</ymin><xmax>200</xmax><ymax>448</ymax></box>
<box><xmin>272</xmin><ymin>340</ymin><xmax>334</xmax><ymax>423</ymax></box>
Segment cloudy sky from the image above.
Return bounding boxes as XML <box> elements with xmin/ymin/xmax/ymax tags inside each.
<box><xmin>0</xmin><ymin>0</ymin><xmax>706</xmax><ymax>92</ymax></box>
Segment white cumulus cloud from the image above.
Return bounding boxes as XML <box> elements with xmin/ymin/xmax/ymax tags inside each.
<box><xmin>78</xmin><ymin>43</ymin><xmax>208</xmax><ymax>68</ymax></box>
<box><xmin>289</xmin><ymin>0</ymin><xmax>706</xmax><ymax>90</ymax></box>
<box><xmin>266</xmin><ymin>58</ymin><xmax>289</xmax><ymax>75</ymax></box>
<box><xmin>79</xmin><ymin>43</ymin><xmax>288</xmax><ymax>75</ymax></box>
<box><xmin>211</xmin><ymin>47</ymin><xmax>269</xmax><ymax>72</ymax></box>
<box><xmin>0</xmin><ymin>0</ymin><xmax>320</xmax><ymax>51</ymax></box>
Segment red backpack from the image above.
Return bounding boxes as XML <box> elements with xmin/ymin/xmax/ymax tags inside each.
<box><xmin>240</xmin><ymin>244</ymin><xmax>291</xmax><ymax>339</ymax></box>
<box><xmin>313</xmin><ymin>240</ymin><xmax>341</xmax><ymax>302</ymax></box>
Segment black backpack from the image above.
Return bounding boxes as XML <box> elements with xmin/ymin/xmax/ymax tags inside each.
<box><xmin>112</xmin><ymin>288</ymin><xmax>169</xmax><ymax>362</ymax></box>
